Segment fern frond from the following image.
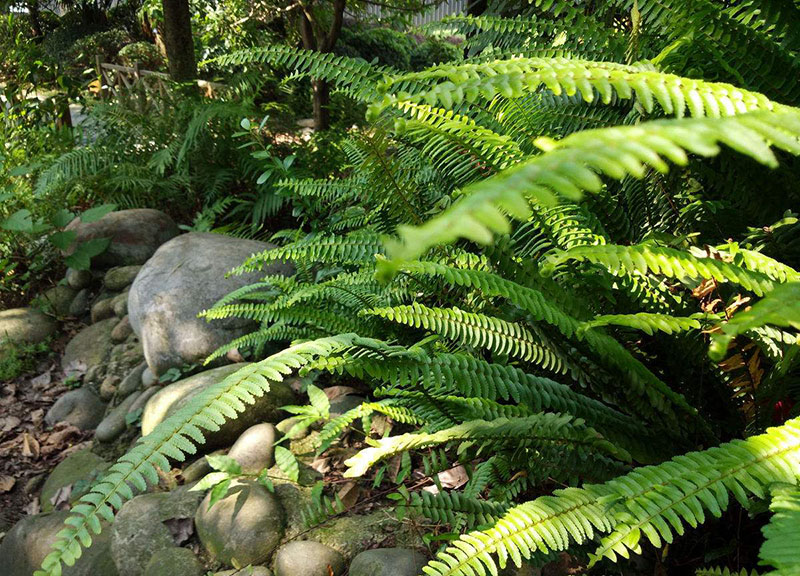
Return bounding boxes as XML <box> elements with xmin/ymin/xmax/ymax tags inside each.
<box><xmin>759</xmin><ymin>483</ymin><xmax>800</xmax><ymax>576</ymax></box>
<box><xmin>582</xmin><ymin>312</ymin><xmax>710</xmax><ymax>335</ymax></box>
<box><xmin>421</xmin><ymin>417</ymin><xmax>800</xmax><ymax>576</ymax></box>
<box><xmin>344</xmin><ymin>413</ymin><xmax>630</xmax><ymax>478</ymax></box>
<box><xmin>380</xmin><ymin>109</ymin><xmax>800</xmax><ymax>273</ymax></box>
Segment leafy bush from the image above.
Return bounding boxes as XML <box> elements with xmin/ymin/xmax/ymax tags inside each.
<box><xmin>337</xmin><ymin>26</ymin><xmax>416</xmax><ymax>70</ymax></box>
<box><xmin>67</xmin><ymin>28</ymin><xmax>132</xmax><ymax>72</ymax></box>
<box><xmin>118</xmin><ymin>41</ymin><xmax>164</xmax><ymax>70</ymax></box>
<box><xmin>409</xmin><ymin>36</ymin><xmax>462</xmax><ymax>70</ymax></box>
<box><xmin>0</xmin><ymin>339</ymin><xmax>49</xmax><ymax>381</ymax></box>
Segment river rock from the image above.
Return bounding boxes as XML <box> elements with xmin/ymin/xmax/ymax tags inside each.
<box><xmin>195</xmin><ymin>479</ymin><xmax>284</xmax><ymax>567</ymax></box>
<box><xmin>112</xmin><ymin>316</ymin><xmax>134</xmax><ymax>343</ymax></box>
<box><xmin>66</xmin><ymin>267</ymin><xmax>93</xmax><ymax>289</ymax></box>
<box><xmin>95</xmin><ymin>391</ymin><xmax>141</xmax><ymax>442</ymax></box>
<box><xmin>111</xmin><ymin>487</ymin><xmax>203</xmax><ymax>576</ymax></box>
<box><xmin>65</xmin><ymin>208</ymin><xmax>179</xmax><ymax>268</ymax></box>
<box><xmin>128</xmin><ymin>232</ymin><xmax>292</xmax><ymax>376</ymax></box>
<box><xmin>0</xmin><ymin>511</ymin><xmax>117</xmax><ymax>576</ymax></box>
<box><xmin>100</xmin><ymin>375</ymin><xmax>121</xmax><ymax>400</ymax></box>
<box><xmin>349</xmin><ymin>548</ymin><xmax>428</xmax><ymax>576</ymax></box>
<box><xmin>0</xmin><ymin>307</ymin><xmax>56</xmax><ymax>344</ymax></box>
<box><xmin>112</xmin><ymin>291</ymin><xmax>129</xmax><ymax>317</ymax></box>
<box><xmin>141</xmin><ymin>364</ymin><xmax>295</xmax><ymax>449</ymax></box>
<box><xmin>273</xmin><ymin>541</ymin><xmax>345</xmax><ymax>576</ymax></box>
<box><xmin>62</xmin><ymin>318</ymin><xmax>118</xmax><ymax>373</ymax></box>
<box><xmin>227</xmin><ymin>423</ymin><xmax>277</xmax><ymax>474</ymax></box>
<box><xmin>45</xmin><ymin>387</ymin><xmax>107</xmax><ymax>430</ymax></box>
<box><xmin>92</xmin><ymin>297</ymin><xmax>117</xmax><ymax>323</ymax></box>
<box><xmin>215</xmin><ymin>568</ymin><xmax>272</xmax><ymax>576</ymax></box>
<box><xmin>143</xmin><ymin>548</ymin><xmax>203</xmax><ymax>576</ymax></box>
<box><xmin>118</xmin><ymin>362</ymin><xmax>147</xmax><ymax>396</ymax></box>
<box><xmin>105</xmin><ymin>266</ymin><xmax>142</xmax><ymax>291</ymax></box>
<box><xmin>142</xmin><ymin>366</ymin><xmax>157</xmax><ymax>387</ymax></box>
<box><xmin>40</xmin><ymin>449</ymin><xmax>109</xmax><ymax>512</ymax></box>
<box><xmin>69</xmin><ymin>288</ymin><xmax>92</xmax><ymax>316</ymax></box>
<box><xmin>38</xmin><ymin>285</ymin><xmax>77</xmax><ymax>316</ymax></box>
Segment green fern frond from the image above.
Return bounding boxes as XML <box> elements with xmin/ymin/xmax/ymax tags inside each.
<box><xmin>344</xmin><ymin>413</ymin><xmax>629</xmax><ymax>478</ymax></box>
<box><xmin>710</xmin><ymin>282</ymin><xmax>800</xmax><ymax>361</ymax></box>
<box><xmin>421</xmin><ymin>417</ymin><xmax>800</xmax><ymax>576</ymax></box>
<box><xmin>363</xmin><ymin>303</ymin><xmax>572</xmax><ymax>376</ymax></box>
<box><xmin>759</xmin><ymin>483</ymin><xmax>800</xmax><ymax>576</ymax></box>
<box><xmin>547</xmin><ymin>244</ymin><xmax>778</xmax><ymax>297</ymax></box>
<box><xmin>395</xmin><ymin>488</ymin><xmax>510</xmax><ymax>528</ymax></box>
<box><xmin>582</xmin><ymin>312</ymin><xmax>710</xmax><ymax>335</ymax></box>
<box><xmin>380</xmin><ymin>109</ymin><xmax>800</xmax><ymax>273</ymax></box>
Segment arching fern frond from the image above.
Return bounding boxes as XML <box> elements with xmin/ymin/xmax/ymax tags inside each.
<box><xmin>420</xmin><ymin>417</ymin><xmax>800</xmax><ymax>576</ymax></box>
<box><xmin>582</xmin><ymin>312</ymin><xmax>710</xmax><ymax>335</ymax></box>
<box><xmin>379</xmin><ymin>109</ymin><xmax>800</xmax><ymax>274</ymax></box>
<box><xmin>759</xmin><ymin>483</ymin><xmax>800</xmax><ymax>576</ymax></box>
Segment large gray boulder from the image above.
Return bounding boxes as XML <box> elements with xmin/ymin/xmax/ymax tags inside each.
<box><xmin>0</xmin><ymin>307</ymin><xmax>56</xmax><ymax>344</ymax></box>
<box><xmin>0</xmin><ymin>511</ymin><xmax>117</xmax><ymax>576</ymax></box>
<box><xmin>143</xmin><ymin>548</ymin><xmax>203</xmax><ymax>576</ymax></box>
<box><xmin>110</xmin><ymin>487</ymin><xmax>203</xmax><ymax>576</ymax></box>
<box><xmin>65</xmin><ymin>209</ymin><xmax>179</xmax><ymax>268</ymax></box>
<box><xmin>195</xmin><ymin>480</ymin><xmax>285</xmax><ymax>567</ymax></box>
<box><xmin>140</xmin><ymin>364</ymin><xmax>295</xmax><ymax>449</ymax></box>
<box><xmin>128</xmin><ymin>232</ymin><xmax>292</xmax><ymax>376</ymax></box>
<box><xmin>349</xmin><ymin>548</ymin><xmax>428</xmax><ymax>576</ymax></box>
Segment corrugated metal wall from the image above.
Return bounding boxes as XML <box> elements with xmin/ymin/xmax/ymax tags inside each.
<box><xmin>361</xmin><ymin>0</ymin><xmax>467</xmax><ymax>26</ymax></box>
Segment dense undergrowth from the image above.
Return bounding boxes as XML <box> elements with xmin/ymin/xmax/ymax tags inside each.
<box><xmin>3</xmin><ymin>0</ymin><xmax>800</xmax><ymax>575</ymax></box>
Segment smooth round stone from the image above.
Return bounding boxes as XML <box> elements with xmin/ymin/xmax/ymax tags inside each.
<box><xmin>143</xmin><ymin>547</ymin><xmax>203</xmax><ymax>576</ymax></box>
<box><xmin>45</xmin><ymin>388</ymin><xmax>107</xmax><ymax>430</ymax></box>
<box><xmin>0</xmin><ymin>308</ymin><xmax>56</xmax><ymax>344</ymax></box>
<box><xmin>95</xmin><ymin>391</ymin><xmax>141</xmax><ymax>442</ymax></box>
<box><xmin>66</xmin><ymin>268</ymin><xmax>93</xmax><ymax>289</ymax></box>
<box><xmin>215</xmin><ymin>568</ymin><xmax>272</xmax><ymax>576</ymax></box>
<box><xmin>38</xmin><ymin>285</ymin><xmax>77</xmax><ymax>316</ymax></box>
<box><xmin>100</xmin><ymin>375</ymin><xmax>121</xmax><ymax>400</ymax></box>
<box><xmin>111</xmin><ymin>488</ymin><xmax>203</xmax><ymax>576</ymax></box>
<box><xmin>0</xmin><ymin>511</ymin><xmax>117</xmax><ymax>576</ymax></box>
<box><xmin>112</xmin><ymin>291</ymin><xmax>129</xmax><ymax>318</ymax></box>
<box><xmin>62</xmin><ymin>318</ymin><xmax>118</xmax><ymax>373</ymax></box>
<box><xmin>118</xmin><ymin>362</ymin><xmax>147</xmax><ymax>397</ymax></box>
<box><xmin>141</xmin><ymin>367</ymin><xmax>158</xmax><ymax>387</ymax></box>
<box><xmin>349</xmin><ymin>548</ymin><xmax>428</xmax><ymax>576</ymax></box>
<box><xmin>273</xmin><ymin>541</ymin><xmax>345</xmax><ymax>576</ymax></box>
<box><xmin>69</xmin><ymin>288</ymin><xmax>92</xmax><ymax>317</ymax></box>
<box><xmin>104</xmin><ymin>266</ymin><xmax>142</xmax><ymax>291</ymax></box>
<box><xmin>91</xmin><ymin>297</ymin><xmax>117</xmax><ymax>323</ymax></box>
<box><xmin>112</xmin><ymin>316</ymin><xmax>134</xmax><ymax>343</ymax></box>
<box><xmin>195</xmin><ymin>480</ymin><xmax>285</xmax><ymax>567</ymax></box>
<box><xmin>227</xmin><ymin>423</ymin><xmax>277</xmax><ymax>474</ymax></box>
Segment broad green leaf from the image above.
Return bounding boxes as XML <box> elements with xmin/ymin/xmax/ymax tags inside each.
<box><xmin>79</xmin><ymin>204</ymin><xmax>116</xmax><ymax>224</ymax></box>
<box><xmin>206</xmin><ymin>453</ymin><xmax>242</xmax><ymax>474</ymax></box>
<box><xmin>51</xmin><ymin>209</ymin><xmax>76</xmax><ymax>228</ymax></box>
<box><xmin>307</xmin><ymin>384</ymin><xmax>330</xmax><ymax>418</ymax></box>
<box><xmin>48</xmin><ymin>230</ymin><xmax>78</xmax><ymax>251</ymax></box>
<box><xmin>1</xmin><ymin>209</ymin><xmax>34</xmax><ymax>232</ymax></box>
<box><xmin>191</xmin><ymin>471</ymin><xmax>230</xmax><ymax>492</ymax></box>
<box><xmin>207</xmin><ymin>478</ymin><xmax>232</xmax><ymax>510</ymax></box>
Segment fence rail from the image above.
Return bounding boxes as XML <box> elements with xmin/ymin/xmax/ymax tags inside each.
<box><xmin>94</xmin><ymin>58</ymin><xmax>225</xmax><ymax>113</ymax></box>
<box><xmin>360</xmin><ymin>0</ymin><xmax>468</xmax><ymax>26</ymax></box>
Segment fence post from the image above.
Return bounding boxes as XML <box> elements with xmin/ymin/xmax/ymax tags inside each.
<box><xmin>95</xmin><ymin>55</ymin><xmax>106</xmax><ymax>99</ymax></box>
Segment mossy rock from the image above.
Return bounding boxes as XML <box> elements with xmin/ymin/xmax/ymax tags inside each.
<box><xmin>40</xmin><ymin>449</ymin><xmax>110</xmax><ymax>512</ymax></box>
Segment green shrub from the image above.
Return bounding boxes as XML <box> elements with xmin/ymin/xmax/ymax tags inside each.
<box><xmin>337</xmin><ymin>26</ymin><xmax>416</xmax><ymax>70</ymax></box>
<box><xmin>0</xmin><ymin>339</ymin><xmax>49</xmax><ymax>381</ymax></box>
<box><xmin>118</xmin><ymin>41</ymin><xmax>165</xmax><ymax>70</ymax></box>
<box><xmin>409</xmin><ymin>36</ymin><xmax>462</xmax><ymax>70</ymax></box>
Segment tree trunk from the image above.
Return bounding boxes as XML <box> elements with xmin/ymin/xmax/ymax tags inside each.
<box><xmin>28</xmin><ymin>1</ymin><xmax>42</xmax><ymax>37</ymax></box>
<box><xmin>312</xmin><ymin>79</ymin><xmax>331</xmax><ymax>131</ymax></box>
<box><xmin>161</xmin><ymin>0</ymin><xmax>197</xmax><ymax>82</ymax></box>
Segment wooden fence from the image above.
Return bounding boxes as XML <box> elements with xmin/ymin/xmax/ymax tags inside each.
<box><xmin>94</xmin><ymin>58</ymin><xmax>225</xmax><ymax>113</ymax></box>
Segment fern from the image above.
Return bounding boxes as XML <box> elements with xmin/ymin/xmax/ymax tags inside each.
<box><xmin>421</xmin><ymin>417</ymin><xmax>800</xmax><ymax>576</ymax></box>
<box><xmin>759</xmin><ymin>483</ymin><xmax>800</xmax><ymax>576</ymax></box>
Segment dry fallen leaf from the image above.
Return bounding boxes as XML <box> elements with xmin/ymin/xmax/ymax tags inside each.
<box><xmin>0</xmin><ymin>474</ymin><xmax>16</xmax><ymax>493</ymax></box>
<box><xmin>323</xmin><ymin>386</ymin><xmax>359</xmax><ymax>402</ymax></box>
<box><xmin>22</xmin><ymin>432</ymin><xmax>40</xmax><ymax>459</ymax></box>
<box><xmin>30</xmin><ymin>370</ymin><xmax>52</xmax><ymax>389</ymax></box>
<box><xmin>24</xmin><ymin>498</ymin><xmax>41</xmax><ymax>516</ymax></box>
<box><xmin>30</xmin><ymin>409</ymin><xmax>44</xmax><ymax>427</ymax></box>
<box><xmin>50</xmin><ymin>485</ymin><xmax>73</xmax><ymax>510</ymax></box>
<box><xmin>337</xmin><ymin>480</ymin><xmax>361</xmax><ymax>509</ymax></box>
<box><xmin>0</xmin><ymin>415</ymin><xmax>21</xmax><ymax>433</ymax></box>
<box><xmin>438</xmin><ymin>465</ymin><xmax>469</xmax><ymax>490</ymax></box>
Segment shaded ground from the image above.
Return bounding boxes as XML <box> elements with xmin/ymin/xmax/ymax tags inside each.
<box><xmin>0</xmin><ymin>325</ymin><xmax>93</xmax><ymax>532</ymax></box>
